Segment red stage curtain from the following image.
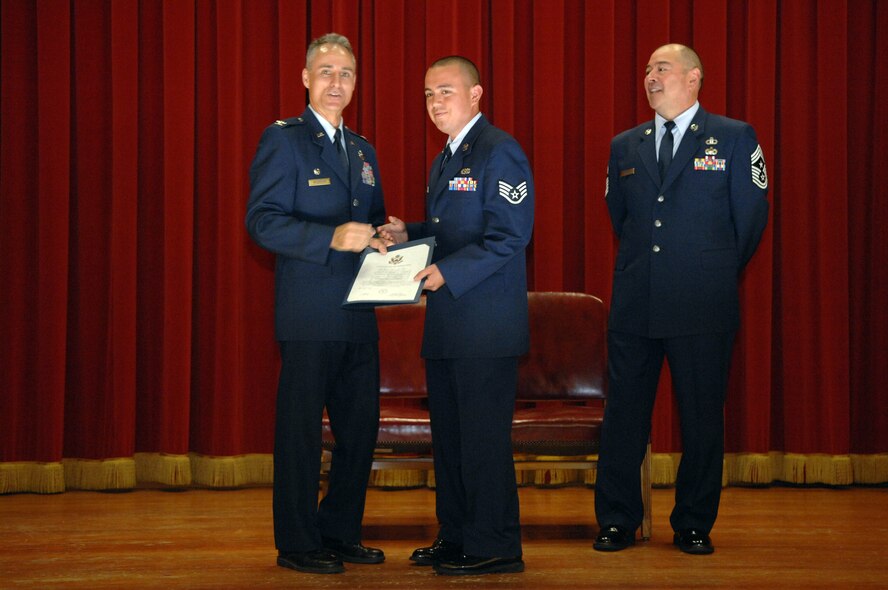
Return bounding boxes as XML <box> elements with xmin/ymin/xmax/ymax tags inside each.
<box><xmin>1</xmin><ymin>0</ymin><xmax>886</xmax><ymax>493</ymax></box>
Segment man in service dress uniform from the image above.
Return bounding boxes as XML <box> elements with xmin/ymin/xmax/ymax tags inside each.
<box><xmin>245</xmin><ymin>33</ymin><xmax>390</xmax><ymax>575</ymax></box>
<box><xmin>379</xmin><ymin>56</ymin><xmax>534</xmax><ymax>576</ymax></box>
<box><xmin>593</xmin><ymin>44</ymin><xmax>769</xmax><ymax>555</ymax></box>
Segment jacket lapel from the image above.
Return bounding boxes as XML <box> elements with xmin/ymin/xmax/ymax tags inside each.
<box><xmin>638</xmin><ymin>124</ymin><xmax>659</xmax><ymax>186</ymax></box>
<box><xmin>305</xmin><ymin>112</ymin><xmax>351</xmax><ymax>188</ymax></box>
<box><xmin>428</xmin><ymin>115</ymin><xmax>488</xmax><ymax>205</ymax></box>
<box><xmin>661</xmin><ymin>108</ymin><xmax>708</xmax><ymax>191</ymax></box>
<box><xmin>345</xmin><ymin>134</ymin><xmax>362</xmax><ymax>190</ymax></box>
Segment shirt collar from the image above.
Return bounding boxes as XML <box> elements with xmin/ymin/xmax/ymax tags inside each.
<box><xmin>445</xmin><ymin>112</ymin><xmax>483</xmax><ymax>155</ymax></box>
<box><xmin>655</xmin><ymin>101</ymin><xmax>700</xmax><ymax>138</ymax></box>
<box><xmin>308</xmin><ymin>105</ymin><xmax>345</xmax><ymax>144</ymax></box>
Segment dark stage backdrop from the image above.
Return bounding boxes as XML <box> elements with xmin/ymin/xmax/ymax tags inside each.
<box><xmin>2</xmin><ymin>0</ymin><xmax>886</xmax><ymax>493</ymax></box>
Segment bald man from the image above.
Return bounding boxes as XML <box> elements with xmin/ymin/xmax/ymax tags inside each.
<box><xmin>593</xmin><ymin>44</ymin><xmax>769</xmax><ymax>555</ymax></box>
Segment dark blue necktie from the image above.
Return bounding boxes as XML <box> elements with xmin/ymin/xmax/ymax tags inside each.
<box><xmin>658</xmin><ymin>120</ymin><xmax>676</xmax><ymax>181</ymax></box>
<box><xmin>439</xmin><ymin>145</ymin><xmax>451</xmax><ymax>172</ymax></box>
<box><xmin>334</xmin><ymin>128</ymin><xmax>349</xmax><ymax>176</ymax></box>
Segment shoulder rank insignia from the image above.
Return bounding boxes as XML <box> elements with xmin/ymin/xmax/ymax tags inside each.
<box><xmin>498</xmin><ymin>180</ymin><xmax>529</xmax><ymax>204</ymax></box>
<box><xmin>274</xmin><ymin>120</ymin><xmax>288</xmax><ymax>127</ymax></box>
<box><xmin>751</xmin><ymin>144</ymin><xmax>768</xmax><ymax>189</ymax></box>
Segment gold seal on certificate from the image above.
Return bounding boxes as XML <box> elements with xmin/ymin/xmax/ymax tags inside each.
<box><xmin>342</xmin><ymin>237</ymin><xmax>435</xmax><ymax>307</ymax></box>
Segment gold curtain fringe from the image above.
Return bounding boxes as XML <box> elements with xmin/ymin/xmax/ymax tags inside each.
<box><xmin>62</xmin><ymin>458</ymin><xmax>136</xmax><ymax>490</ymax></box>
<box><xmin>652</xmin><ymin>453</ymin><xmax>681</xmax><ymax>486</ymax></box>
<box><xmin>2</xmin><ymin>452</ymin><xmax>885</xmax><ymax>493</ymax></box>
<box><xmin>724</xmin><ymin>452</ymin><xmax>776</xmax><ymax>485</ymax></box>
<box><xmin>777</xmin><ymin>453</ymin><xmax>854</xmax><ymax>485</ymax></box>
<box><xmin>134</xmin><ymin>453</ymin><xmax>193</xmax><ymax>487</ymax></box>
<box><xmin>584</xmin><ymin>465</ymin><xmax>598</xmax><ymax>486</ymax></box>
<box><xmin>188</xmin><ymin>453</ymin><xmax>273</xmax><ymax>488</ymax></box>
<box><xmin>850</xmin><ymin>453</ymin><xmax>888</xmax><ymax>484</ymax></box>
<box><xmin>524</xmin><ymin>468</ymin><xmax>582</xmax><ymax>487</ymax></box>
<box><xmin>0</xmin><ymin>462</ymin><xmax>66</xmax><ymax>494</ymax></box>
<box><xmin>369</xmin><ymin>469</ymin><xmax>428</xmax><ymax>488</ymax></box>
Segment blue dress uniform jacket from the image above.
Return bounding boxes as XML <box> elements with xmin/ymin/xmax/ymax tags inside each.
<box><xmin>605</xmin><ymin>107</ymin><xmax>769</xmax><ymax>338</ymax></box>
<box><xmin>246</xmin><ymin>110</ymin><xmax>386</xmax><ymax>343</ymax></box>
<box><xmin>595</xmin><ymin>106</ymin><xmax>769</xmax><ymax>537</ymax></box>
<box><xmin>405</xmin><ymin>115</ymin><xmax>533</xmax><ymax>558</ymax></box>
<box><xmin>245</xmin><ymin>110</ymin><xmax>386</xmax><ymax>553</ymax></box>
<box><xmin>406</xmin><ymin>115</ymin><xmax>535</xmax><ymax>359</ymax></box>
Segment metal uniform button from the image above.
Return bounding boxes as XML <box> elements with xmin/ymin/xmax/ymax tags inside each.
<box><xmin>652</xmin><ymin>245</ymin><xmax>660</xmax><ymax>253</ymax></box>
<box><xmin>657</xmin><ymin>195</ymin><xmax>665</xmax><ymax>202</ymax></box>
<box><xmin>654</xmin><ymin>219</ymin><xmax>662</xmax><ymax>227</ymax></box>
<box><xmin>432</xmin><ymin>217</ymin><xmax>440</xmax><ymax>223</ymax></box>
<box><xmin>352</xmin><ymin>199</ymin><xmax>359</xmax><ymax>207</ymax></box>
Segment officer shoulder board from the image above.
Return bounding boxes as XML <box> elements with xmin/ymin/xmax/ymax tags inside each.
<box><xmin>273</xmin><ymin>117</ymin><xmax>306</xmax><ymax>128</ymax></box>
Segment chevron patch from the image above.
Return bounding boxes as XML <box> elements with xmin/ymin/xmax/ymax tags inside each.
<box><xmin>498</xmin><ymin>180</ymin><xmax>528</xmax><ymax>205</ymax></box>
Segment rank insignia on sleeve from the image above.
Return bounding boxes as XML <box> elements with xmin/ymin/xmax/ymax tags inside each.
<box><xmin>449</xmin><ymin>177</ymin><xmax>478</xmax><ymax>191</ymax></box>
<box><xmin>498</xmin><ymin>180</ymin><xmax>528</xmax><ymax>204</ymax></box>
<box><xmin>751</xmin><ymin>144</ymin><xmax>768</xmax><ymax>189</ymax></box>
<box><xmin>361</xmin><ymin>162</ymin><xmax>376</xmax><ymax>186</ymax></box>
<box><xmin>694</xmin><ymin>156</ymin><xmax>726</xmax><ymax>171</ymax></box>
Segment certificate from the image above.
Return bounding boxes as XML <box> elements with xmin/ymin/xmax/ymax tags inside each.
<box><xmin>343</xmin><ymin>237</ymin><xmax>435</xmax><ymax>307</ymax></box>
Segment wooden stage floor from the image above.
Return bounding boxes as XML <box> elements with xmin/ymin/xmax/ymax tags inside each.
<box><xmin>2</xmin><ymin>485</ymin><xmax>887</xmax><ymax>588</ymax></box>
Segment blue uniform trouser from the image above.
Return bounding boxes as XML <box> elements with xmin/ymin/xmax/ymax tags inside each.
<box><xmin>595</xmin><ymin>330</ymin><xmax>735</xmax><ymax>534</ymax></box>
<box><xmin>273</xmin><ymin>340</ymin><xmax>379</xmax><ymax>553</ymax></box>
<box><xmin>425</xmin><ymin>356</ymin><xmax>522</xmax><ymax>558</ymax></box>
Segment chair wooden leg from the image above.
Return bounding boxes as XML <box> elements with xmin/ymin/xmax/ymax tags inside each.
<box><xmin>640</xmin><ymin>441</ymin><xmax>652</xmax><ymax>540</ymax></box>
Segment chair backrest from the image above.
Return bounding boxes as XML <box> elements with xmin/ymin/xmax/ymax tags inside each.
<box><xmin>376</xmin><ymin>292</ymin><xmax>607</xmax><ymax>401</ymax></box>
<box><xmin>376</xmin><ymin>301</ymin><xmax>427</xmax><ymax>398</ymax></box>
<box><xmin>517</xmin><ymin>291</ymin><xmax>606</xmax><ymax>401</ymax></box>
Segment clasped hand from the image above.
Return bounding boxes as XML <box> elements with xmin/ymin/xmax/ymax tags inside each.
<box><xmin>331</xmin><ymin>221</ymin><xmax>393</xmax><ymax>253</ymax></box>
<box><xmin>377</xmin><ymin>216</ymin><xmax>445</xmax><ymax>291</ymax></box>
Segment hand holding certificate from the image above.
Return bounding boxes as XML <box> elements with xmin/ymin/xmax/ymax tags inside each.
<box><xmin>343</xmin><ymin>237</ymin><xmax>435</xmax><ymax>307</ymax></box>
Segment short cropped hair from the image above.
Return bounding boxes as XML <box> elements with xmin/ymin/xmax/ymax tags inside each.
<box><xmin>306</xmin><ymin>33</ymin><xmax>355</xmax><ymax>68</ymax></box>
<box><xmin>673</xmin><ymin>44</ymin><xmax>704</xmax><ymax>90</ymax></box>
<box><xmin>429</xmin><ymin>55</ymin><xmax>481</xmax><ymax>86</ymax></box>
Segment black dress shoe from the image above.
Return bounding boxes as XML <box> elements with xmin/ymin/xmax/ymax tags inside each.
<box><xmin>434</xmin><ymin>554</ymin><xmax>525</xmax><ymax>576</ymax></box>
<box><xmin>322</xmin><ymin>537</ymin><xmax>385</xmax><ymax>563</ymax></box>
<box><xmin>673</xmin><ymin>529</ymin><xmax>714</xmax><ymax>554</ymax></box>
<box><xmin>593</xmin><ymin>525</ymin><xmax>636</xmax><ymax>551</ymax></box>
<box><xmin>277</xmin><ymin>549</ymin><xmax>344</xmax><ymax>574</ymax></box>
<box><xmin>410</xmin><ymin>538</ymin><xmax>463</xmax><ymax>566</ymax></box>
